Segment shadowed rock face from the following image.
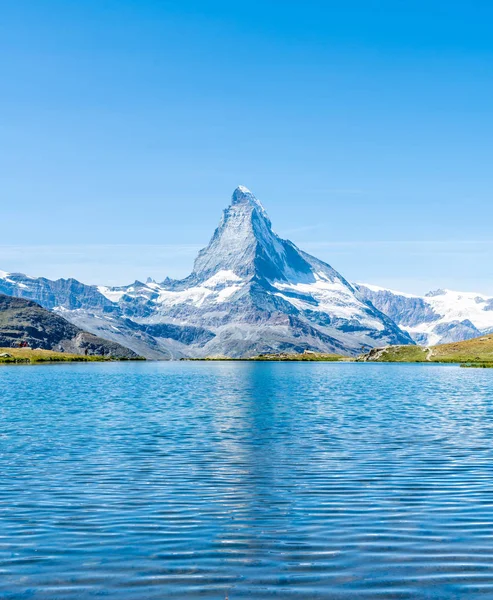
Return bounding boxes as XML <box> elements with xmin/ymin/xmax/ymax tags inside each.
<box><xmin>0</xmin><ymin>187</ymin><xmax>413</xmax><ymax>358</ymax></box>
<box><xmin>0</xmin><ymin>294</ymin><xmax>139</xmax><ymax>358</ymax></box>
<box><xmin>355</xmin><ymin>285</ymin><xmax>440</xmax><ymax>328</ymax></box>
<box><xmin>431</xmin><ymin>320</ymin><xmax>481</xmax><ymax>344</ymax></box>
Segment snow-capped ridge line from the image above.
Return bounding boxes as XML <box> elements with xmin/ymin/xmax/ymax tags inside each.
<box><xmin>357</xmin><ymin>283</ymin><xmax>493</xmax><ymax>346</ymax></box>
<box><xmin>356</xmin><ymin>282</ymin><xmax>420</xmax><ymax>299</ymax></box>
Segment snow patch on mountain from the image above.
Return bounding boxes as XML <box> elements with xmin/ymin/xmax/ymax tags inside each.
<box><xmin>153</xmin><ymin>270</ymin><xmax>245</xmax><ymax>308</ymax></box>
<box><xmin>273</xmin><ymin>274</ymin><xmax>385</xmax><ymax>330</ymax></box>
<box><xmin>0</xmin><ymin>271</ymin><xmax>15</xmax><ymax>285</ymax></box>
<box><xmin>97</xmin><ymin>287</ymin><xmax>126</xmax><ymax>303</ymax></box>
<box><xmin>427</xmin><ymin>289</ymin><xmax>493</xmax><ymax>326</ymax></box>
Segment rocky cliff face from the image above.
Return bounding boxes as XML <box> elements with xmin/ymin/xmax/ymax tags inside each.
<box><xmin>0</xmin><ymin>187</ymin><xmax>414</xmax><ymax>358</ymax></box>
<box><xmin>0</xmin><ymin>294</ymin><xmax>140</xmax><ymax>358</ymax></box>
<box><xmin>0</xmin><ymin>271</ymin><xmax>115</xmax><ymax>311</ymax></box>
<box><xmin>356</xmin><ymin>284</ymin><xmax>493</xmax><ymax>345</ymax></box>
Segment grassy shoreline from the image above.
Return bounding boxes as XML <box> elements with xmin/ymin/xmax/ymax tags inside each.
<box><xmin>184</xmin><ymin>336</ymin><xmax>493</xmax><ymax>367</ymax></box>
<box><xmin>0</xmin><ymin>348</ymin><xmax>144</xmax><ymax>364</ymax></box>
<box><xmin>183</xmin><ymin>352</ymin><xmax>347</xmax><ymax>362</ymax></box>
<box><xmin>4</xmin><ymin>341</ymin><xmax>493</xmax><ymax>367</ymax></box>
<box><xmin>356</xmin><ymin>335</ymin><xmax>493</xmax><ymax>368</ymax></box>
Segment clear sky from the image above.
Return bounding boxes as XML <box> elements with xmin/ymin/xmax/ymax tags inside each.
<box><xmin>1</xmin><ymin>0</ymin><xmax>493</xmax><ymax>293</ymax></box>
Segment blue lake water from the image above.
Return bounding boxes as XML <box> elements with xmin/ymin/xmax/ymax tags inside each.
<box><xmin>1</xmin><ymin>362</ymin><xmax>493</xmax><ymax>599</ymax></box>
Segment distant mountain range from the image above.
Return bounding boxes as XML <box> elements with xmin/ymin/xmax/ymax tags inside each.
<box><xmin>1</xmin><ymin>186</ymin><xmax>491</xmax><ymax>358</ymax></box>
<box><xmin>356</xmin><ymin>284</ymin><xmax>493</xmax><ymax>345</ymax></box>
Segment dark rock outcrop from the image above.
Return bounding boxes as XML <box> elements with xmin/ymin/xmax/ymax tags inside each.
<box><xmin>0</xmin><ymin>294</ymin><xmax>140</xmax><ymax>359</ymax></box>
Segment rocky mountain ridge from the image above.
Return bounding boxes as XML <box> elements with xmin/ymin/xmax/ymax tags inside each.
<box><xmin>0</xmin><ymin>294</ymin><xmax>140</xmax><ymax>358</ymax></box>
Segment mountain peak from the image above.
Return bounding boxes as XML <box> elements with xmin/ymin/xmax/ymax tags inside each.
<box><xmin>192</xmin><ymin>186</ymin><xmax>316</xmax><ymax>283</ymax></box>
<box><xmin>233</xmin><ymin>184</ymin><xmax>252</xmax><ymax>194</ymax></box>
<box><xmin>232</xmin><ymin>185</ymin><xmax>254</xmax><ymax>201</ymax></box>
<box><xmin>231</xmin><ymin>185</ymin><xmax>267</xmax><ymax>217</ymax></box>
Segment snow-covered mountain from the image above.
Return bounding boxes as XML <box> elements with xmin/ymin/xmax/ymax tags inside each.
<box><xmin>356</xmin><ymin>284</ymin><xmax>493</xmax><ymax>345</ymax></box>
<box><xmin>0</xmin><ymin>187</ymin><xmax>412</xmax><ymax>358</ymax></box>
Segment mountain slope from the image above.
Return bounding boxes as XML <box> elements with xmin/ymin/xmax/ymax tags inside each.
<box><xmin>358</xmin><ymin>333</ymin><xmax>493</xmax><ymax>364</ymax></box>
<box><xmin>0</xmin><ymin>294</ymin><xmax>140</xmax><ymax>358</ymax></box>
<box><xmin>356</xmin><ymin>284</ymin><xmax>493</xmax><ymax>345</ymax></box>
<box><xmin>0</xmin><ymin>187</ymin><xmax>413</xmax><ymax>358</ymax></box>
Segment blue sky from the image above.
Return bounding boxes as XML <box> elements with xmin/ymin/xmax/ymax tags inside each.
<box><xmin>1</xmin><ymin>0</ymin><xmax>493</xmax><ymax>293</ymax></box>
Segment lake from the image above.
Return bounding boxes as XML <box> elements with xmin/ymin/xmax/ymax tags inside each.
<box><xmin>1</xmin><ymin>361</ymin><xmax>493</xmax><ymax>599</ymax></box>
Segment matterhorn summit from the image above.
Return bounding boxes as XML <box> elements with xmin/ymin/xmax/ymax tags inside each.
<box><xmin>192</xmin><ymin>185</ymin><xmax>317</xmax><ymax>284</ymax></box>
<box><xmin>0</xmin><ymin>186</ymin><xmax>413</xmax><ymax>358</ymax></box>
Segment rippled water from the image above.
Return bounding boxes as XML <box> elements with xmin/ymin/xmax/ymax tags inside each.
<box><xmin>1</xmin><ymin>362</ymin><xmax>493</xmax><ymax>598</ymax></box>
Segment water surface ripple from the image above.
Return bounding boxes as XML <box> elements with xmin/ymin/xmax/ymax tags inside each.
<box><xmin>1</xmin><ymin>362</ymin><xmax>493</xmax><ymax>598</ymax></box>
